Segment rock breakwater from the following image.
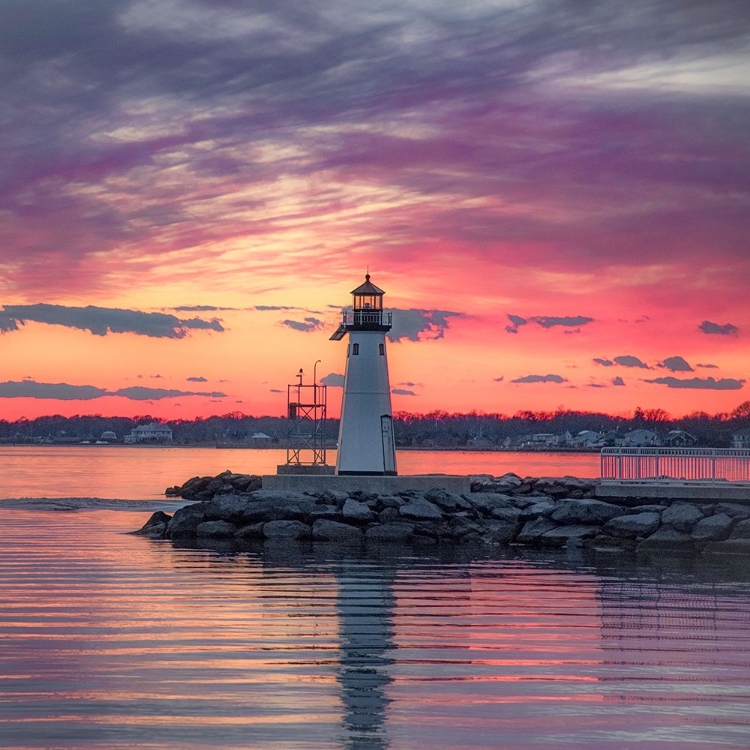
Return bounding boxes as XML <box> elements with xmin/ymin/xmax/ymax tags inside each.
<box><xmin>139</xmin><ymin>471</ymin><xmax>750</xmax><ymax>555</ymax></box>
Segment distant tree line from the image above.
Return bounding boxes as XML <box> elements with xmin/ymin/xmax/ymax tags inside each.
<box><xmin>1</xmin><ymin>402</ymin><xmax>750</xmax><ymax>448</ymax></box>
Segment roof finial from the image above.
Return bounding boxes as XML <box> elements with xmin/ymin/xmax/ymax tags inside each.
<box><xmin>366</xmin><ymin>264</ymin><xmax>370</xmax><ymax>282</ymax></box>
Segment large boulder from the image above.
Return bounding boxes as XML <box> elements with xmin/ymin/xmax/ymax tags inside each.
<box><xmin>714</xmin><ymin>503</ymin><xmax>750</xmax><ymax>520</ymax></box>
<box><xmin>637</xmin><ymin>527</ymin><xmax>696</xmax><ymax>552</ymax></box>
<box><xmin>691</xmin><ymin>513</ymin><xmax>735</xmax><ymax>542</ymax></box>
<box><xmin>241</xmin><ymin>491</ymin><xmax>318</xmax><ymax>523</ymax></box>
<box><xmin>603</xmin><ymin>512</ymin><xmax>661</xmax><ymax>539</ymax></box>
<box><xmin>311</xmin><ymin>519</ymin><xmax>363</xmax><ymax>543</ymax></box>
<box><xmin>519</xmin><ymin>501</ymin><xmax>556</xmax><ymax>521</ymax></box>
<box><xmin>516</xmin><ymin>517</ymin><xmax>558</xmax><ymax>544</ymax></box>
<box><xmin>196</xmin><ymin>520</ymin><xmax>237</xmax><ymax>537</ymax></box>
<box><xmin>424</xmin><ymin>488</ymin><xmax>472</xmax><ymax>512</ymax></box>
<box><xmin>468</xmin><ymin>493</ymin><xmax>515</xmax><ymax>515</ymax></box>
<box><xmin>342</xmin><ymin>498</ymin><xmax>376</xmax><ymax>523</ymax></box>
<box><xmin>481</xmin><ymin>518</ymin><xmax>521</xmax><ymax>545</ymax></box>
<box><xmin>203</xmin><ymin>493</ymin><xmax>250</xmax><ymax>521</ymax></box>
<box><xmin>166</xmin><ymin>503</ymin><xmax>206</xmax><ymax>538</ymax></box>
<box><xmin>399</xmin><ymin>498</ymin><xmax>443</xmax><ymax>521</ymax></box>
<box><xmin>661</xmin><ymin>502</ymin><xmax>704</xmax><ymax>532</ymax></box>
<box><xmin>133</xmin><ymin>510</ymin><xmax>172</xmax><ymax>537</ymax></box>
<box><xmin>550</xmin><ymin>499</ymin><xmax>623</xmax><ymax>525</ymax></box>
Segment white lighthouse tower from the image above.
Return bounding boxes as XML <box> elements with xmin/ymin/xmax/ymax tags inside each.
<box><xmin>330</xmin><ymin>274</ymin><xmax>397</xmax><ymax>476</ymax></box>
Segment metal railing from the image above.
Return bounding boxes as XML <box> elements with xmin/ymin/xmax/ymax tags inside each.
<box><xmin>601</xmin><ymin>447</ymin><xmax>750</xmax><ymax>482</ymax></box>
<box><xmin>344</xmin><ymin>310</ymin><xmax>393</xmax><ymax>327</ymax></box>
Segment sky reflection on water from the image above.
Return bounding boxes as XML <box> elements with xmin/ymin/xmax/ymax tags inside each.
<box><xmin>1</xmin><ymin>509</ymin><xmax>749</xmax><ymax>749</ymax></box>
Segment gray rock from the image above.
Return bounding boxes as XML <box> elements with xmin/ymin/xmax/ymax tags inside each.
<box><xmin>424</xmin><ymin>488</ymin><xmax>471</xmax><ymax>512</ymax></box>
<box><xmin>519</xmin><ymin>501</ymin><xmax>556</xmax><ymax>521</ymax></box>
<box><xmin>691</xmin><ymin>513</ymin><xmax>735</xmax><ymax>542</ymax></box>
<box><xmin>312</xmin><ymin>519</ymin><xmax>363</xmax><ymax>543</ymax></box>
<box><xmin>342</xmin><ymin>498</ymin><xmax>376</xmax><ymax>523</ymax></box>
<box><xmin>550</xmin><ymin>499</ymin><xmax>623</xmax><ymax>525</ymax></box>
<box><xmin>234</xmin><ymin>522</ymin><xmax>265</xmax><ymax>538</ymax></box>
<box><xmin>450</xmin><ymin>516</ymin><xmax>484</xmax><ymax>540</ymax></box>
<box><xmin>365</xmin><ymin>523</ymin><xmax>415</xmax><ymax>542</ymax></box>
<box><xmin>166</xmin><ymin>503</ymin><xmax>206</xmax><ymax>538</ymax></box>
<box><xmin>469</xmin><ymin>492</ymin><xmax>515</xmax><ymax>515</ymax></box>
<box><xmin>399</xmin><ymin>498</ymin><xmax>444</xmax><ymax>521</ymax></box>
<box><xmin>730</xmin><ymin>518</ymin><xmax>750</xmax><ymax>539</ymax></box>
<box><xmin>714</xmin><ymin>503</ymin><xmax>750</xmax><ymax>520</ymax></box>
<box><xmin>322</xmin><ymin>489</ymin><xmax>350</xmax><ymax>504</ymax></box>
<box><xmin>630</xmin><ymin>505</ymin><xmax>666</xmax><ymax>514</ymax></box>
<box><xmin>534</xmin><ymin>478</ymin><xmax>571</xmax><ymax>499</ymax></box>
<box><xmin>412</xmin><ymin>520</ymin><xmax>450</xmax><ymax>539</ymax></box>
<box><xmin>378</xmin><ymin>507</ymin><xmax>401</xmax><ymax>523</ymax></box>
<box><xmin>263</xmin><ymin>520</ymin><xmax>311</xmax><ymax>539</ymax></box>
<box><xmin>133</xmin><ymin>510</ymin><xmax>171</xmax><ymax>537</ymax></box>
<box><xmin>196</xmin><ymin>520</ymin><xmax>237</xmax><ymax>537</ymax></box>
<box><xmin>661</xmin><ymin>502</ymin><xmax>704</xmax><ymax>532</ymax></box>
<box><xmin>510</xmin><ymin>495</ymin><xmax>546</xmax><ymax>509</ymax></box>
<box><xmin>516</xmin><ymin>517</ymin><xmax>558</xmax><ymax>544</ymax></box>
<box><xmin>481</xmin><ymin>519</ymin><xmax>521</xmax><ymax>544</ymax></box>
<box><xmin>637</xmin><ymin>527</ymin><xmax>696</xmax><ymax>551</ymax></box>
<box><xmin>307</xmin><ymin>504</ymin><xmax>341</xmax><ymax>522</ymax></box>
<box><xmin>490</xmin><ymin>507</ymin><xmax>522</xmax><ymax>524</ymax></box>
<box><xmin>241</xmin><ymin>494</ymin><xmax>318</xmax><ymax>523</ymax></box>
<box><xmin>603</xmin><ymin>512</ymin><xmax>661</xmax><ymax>539</ymax></box>
<box><xmin>204</xmin><ymin>493</ymin><xmax>250</xmax><ymax>521</ymax></box>
<box><xmin>376</xmin><ymin>495</ymin><xmax>405</xmax><ymax>509</ymax></box>
<box><xmin>542</xmin><ymin>525</ymin><xmax>600</xmax><ymax>544</ymax></box>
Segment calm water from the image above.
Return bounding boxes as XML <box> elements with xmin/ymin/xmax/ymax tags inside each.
<box><xmin>1</xmin><ymin>447</ymin><xmax>749</xmax><ymax>748</ymax></box>
<box><xmin>0</xmin><ymin>446</ymin><xmax>600</xmax><ymax>500</ymax></box>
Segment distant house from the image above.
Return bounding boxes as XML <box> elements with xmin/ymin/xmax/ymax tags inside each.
<box><xmin>249</xmin><ymin>432</ymin><xmax>272</xmax><ymax>445</ymax></box>
<box><xmin>664</xmin><ymin>430</ymin><xmax>697</xmax><ymax>447</ymax></box>
<box><xmin>101</xmin><ymin>430</ymin><xmax>117</xmax><ymax>442</ymax></box>
<box><xmin>732</xmin><ymin>429</ymin><xmax>750</xmax><ymax>449</ymax></box>
<box><xmin>618</xmin><ymin>429</ymin><xmax>661</xmax><ymax>447</ymax></box>
<box><xmin>572</xmin><ymin>430</ymin><xmax>603</xmax><ymax>449</ymax></box>
<box><xmin>124</xmin><ymin>422</ymin><xmax>173</xmax><ymax>443</ymax></box>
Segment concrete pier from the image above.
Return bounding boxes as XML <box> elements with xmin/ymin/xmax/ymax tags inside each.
<box><xmin>597</xmin><ymin>480</ymin><xmax>750</xmax><ymax>503</ymax></box>
<box><xmin>262</xmin><ymin>473</ymin><xmax>471</xmax><ymax>495</ymax></box>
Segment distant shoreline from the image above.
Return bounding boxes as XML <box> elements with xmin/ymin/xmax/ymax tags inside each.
<box><xmin>0</xmin><ymin>441</ymin><xmax>601</xmax><ymax>455</ymax></box>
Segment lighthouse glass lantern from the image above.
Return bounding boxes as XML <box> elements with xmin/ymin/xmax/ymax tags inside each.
<box><xmin>330</xmin><ymin>274</ymin><xmax>397</xmax><ymax>475</ymax></box>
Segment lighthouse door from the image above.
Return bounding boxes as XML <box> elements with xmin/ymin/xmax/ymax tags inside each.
<box><xmin>380</xmin><ymin>415</ymin><xmax>396</xmax><ymax>474</ymax></box>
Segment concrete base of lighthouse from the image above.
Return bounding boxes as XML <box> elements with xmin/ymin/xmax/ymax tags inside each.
<box><xmin>262</xmin><ymin>473</ymin><xmax>470</xmax><ymax>495</ymax></box>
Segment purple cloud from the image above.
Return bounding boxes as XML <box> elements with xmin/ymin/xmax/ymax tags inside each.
<box><xmin>614</xmin><ymin>355</ymin><xmax>649</xmax><ymax>369</ymax></box>
<box><xmin>644</xmin><ymin>377</ymin><xmax>743</xmax><ymax>391</ymax></box>
<box><xmin>699</xmin><ymin>321</ymin><xmax>739</xmax><ymax>336</ymax></box>
<box><xmin>512</xmin><ymin>374</ymin><xmax>567</xmax><ymax>384</ymax></box>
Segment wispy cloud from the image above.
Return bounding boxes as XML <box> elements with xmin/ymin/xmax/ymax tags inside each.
<box><xmin>659</xmin><ymin>356</ymin><xmax>693</xmax><ymax>372</ymax></box>
<box><xmin>614</xmin><ymin>355</ymin><xmax>649</xmax><ymax>369</ymax></box>
<box><xmin>644</xmin><ymin>377</ymin><xmax>743</xmax><ymax>391</ymax></box>
<box><xmin>0</xmin><ymin>304</ymin><xmax>223</xmax><ymax>338</ymax></box>
<box><xmin>0</xmin><ymin>380</ymin><xmax>227</xmax><ymax>400</ymax></box>
<box><xmin>506</xmin><ymin>314</ymin><xmax>594</xmax><ymax>334</ymax></box>
<box><xmin>512</xmin><ymin>374</ymin><xmax>567</xmax><ymax>384</ymax></box>
<box><xmin>699</xmin><ymin>321</ymin><xmax>739</xmax><ymax>336</ymax></box>
<box><xmin>320</xmin><ymin>373</ymin><xmax>345</xmax><ymax>387</ymax></box>
<box><xmin>281</xmin><ymin>317</ymin><xmax>324</xmax><ymax>333</ymax></box>
<box><xmin>388</xmin><ymin>309</ymin><xmax>462</xmax><ymax>342</ymax></box>
<box><xmin>392</xmin><ymin>388</ymin><xmax>416</xmax><ymax>396</ymax></box>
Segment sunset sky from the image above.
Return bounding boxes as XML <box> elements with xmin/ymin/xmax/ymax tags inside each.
<box><xmin>1</xmin><ymin>0</ymin><xmax>749</xmax><ymax>421</ymax></box>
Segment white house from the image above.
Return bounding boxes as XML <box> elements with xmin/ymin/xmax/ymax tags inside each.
<box><xmin>618</xmin><ymin>429</ymin><xmax>661</xmax><ymax>447</ymax></box>
<box><xmin>101</xmin><ymin>430</ymin><xmax>117</xmax><ymax>442</ymax></box>
<box><xmin>124</xmin><ymin>422</ymin><xmax>173</xmax><ymax>443</ymax></box>
<box><xmin>572</xmin><ymin>430</ymin><xmax>603</xmax><ymax>448</ymax></box>
<box><xmin>732</xmin><ymin>429</ymin><xmax>750</xmax><ymax>449</ymax></box>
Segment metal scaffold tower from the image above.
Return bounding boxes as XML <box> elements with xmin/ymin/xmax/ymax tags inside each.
<box><xmin>286</xmin><ymin>367</ymin><xmax>328</xmax><ymax>467</ymax></box>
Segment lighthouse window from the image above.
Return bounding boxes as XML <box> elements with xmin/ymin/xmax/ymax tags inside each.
<box><xmin>379</xmin><ymin>344</ymin><xmax>384</xmax><ymax>355</ymax></box>
<box><xmin>352</xmin><ymin>343</ymin><xmax>359</xmax><ymax>355</ymax></box>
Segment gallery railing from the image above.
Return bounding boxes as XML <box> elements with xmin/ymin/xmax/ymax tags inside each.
<box><xmin>601</xmin><ymin>447</ymin><xmax>750</xmax><ymax>482</ymax></box>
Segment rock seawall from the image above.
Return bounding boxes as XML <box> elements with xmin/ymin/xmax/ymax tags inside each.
<box><xmin>140</xmin><ymin>471</ymin><xmax>750</xmax><ymax>555</ymax></box>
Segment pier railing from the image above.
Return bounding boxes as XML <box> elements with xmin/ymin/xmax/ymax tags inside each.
<box><xmin>601</xmin><ymin>447</ymin><xmax>750</xmax><ymax>483</ymax></box>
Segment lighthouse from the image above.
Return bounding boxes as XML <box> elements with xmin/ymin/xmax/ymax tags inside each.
<box><xmin>330</xmin><ymin>274</ymin><xmax>397</xmax><ymax>475</ymax></box>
